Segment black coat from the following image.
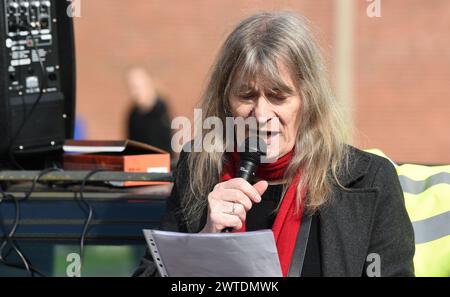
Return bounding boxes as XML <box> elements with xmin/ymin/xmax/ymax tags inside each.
<box><xmin>134</xmin><ymin>146</ymin><xmax>415</xmax><ymax>277</ymax></box>
<box><xmin>127</xmin><ymin>99</ymin><xmax>172</xmax><ymax>153</ymax></box>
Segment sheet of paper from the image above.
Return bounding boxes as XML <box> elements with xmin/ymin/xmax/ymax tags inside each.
<box><xmin>143</xmin><ymin>229</ymin><xmax>282</xmax><ymax>277</ymax></box>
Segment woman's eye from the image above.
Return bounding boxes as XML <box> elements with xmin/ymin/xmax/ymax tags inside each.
<box><xmin>238</xmin><ymin>94</ymin><xmax>255</xmax><ymax>100</ymax></box>
<box><xmin>269</xmin><ymin>93</ymin><xmax>287</xmax><ymax>101</ymax></box>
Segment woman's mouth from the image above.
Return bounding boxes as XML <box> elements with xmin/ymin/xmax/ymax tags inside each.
<box><xmin>249</xmin><ymin>129</ymin><xmax>280</xmax><ymax>145</ymax></box>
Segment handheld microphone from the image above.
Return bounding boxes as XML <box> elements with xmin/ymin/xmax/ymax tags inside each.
<box><xmin>223</xmin><ymin>137</ymin><xmax>266</xmax><ymax>232</ymax></box>
<box><xmin>236</xmin><ymin>136</ymin><xmax>267</xmax><ymax>183</ymax></box>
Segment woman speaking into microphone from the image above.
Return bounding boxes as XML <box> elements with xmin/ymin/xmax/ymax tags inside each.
<box><xmin>134</xmin><ymin>11</ymin><xmax>415</xmax><ymax>277</ymax></box>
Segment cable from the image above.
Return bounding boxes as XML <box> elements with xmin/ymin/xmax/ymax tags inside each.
<box><xmin>24</xmin><ymin>168</ymin><xmax>63</xmax><ymax>201</ymax></box>
<box><xmin>0</xmin><ymin>168</ymin><xmax>105</xmax><ymax>276</ymax></box>
<box><xmin>0</xmin><ymin>189</ymin><xmax>42</xmax><ymax>276</ymax></box>
<box><xmin>0</xmin><ymin>190</ymin><xmax>31</xmax><ymax>276</ymax></box>
<box><xmin>0</xmin><ymin>168</ymin><xmax>61</xmax><ymax>276</ymax></box>
<box><xmin>77</xmin><ymin>169</ymin><xmax>106</xmax><ymax>268</ymax></box>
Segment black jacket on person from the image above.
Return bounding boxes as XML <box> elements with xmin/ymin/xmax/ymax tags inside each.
<box><xmin>127</xmin><ymin>98</ymin><xmax>172</xmax><ymax>153</ymax></box>
<box><xmin>133</xmin><ymin>145</ymin><xmax>415</xmax><ymax>277</ymax></box>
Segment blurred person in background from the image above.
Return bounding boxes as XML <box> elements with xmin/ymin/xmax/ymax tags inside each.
<box><xmin>125</xmin><ymin>66</ymin><xmax>172</xmax><ymax>154</ymax></box>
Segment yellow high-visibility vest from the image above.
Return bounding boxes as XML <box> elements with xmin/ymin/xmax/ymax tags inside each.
<box><xmin>366</xmin><ymin>149</ymin><xmax>450</xmax><ymax>277</ymax></box>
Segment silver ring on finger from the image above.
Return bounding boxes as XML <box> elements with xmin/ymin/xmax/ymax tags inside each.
<box><xmin>231</xmin><ymin>202</ymin><xmax>236</xmax><ymax>215</ymax></box>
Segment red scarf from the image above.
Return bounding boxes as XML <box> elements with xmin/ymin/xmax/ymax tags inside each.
<box><xmin>221</xmin><ymin>150</ymin><xmax>305</xmax><ymax>277</ymax></box>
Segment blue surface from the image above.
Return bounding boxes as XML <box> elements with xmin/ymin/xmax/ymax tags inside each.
<box><xmin>0</xmin><ymin>197</ymin><xmax>167</xmax><ymax>276</ymax></box>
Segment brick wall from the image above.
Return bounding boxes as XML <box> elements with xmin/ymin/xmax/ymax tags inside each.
<box><xmin>354</xmin><ymin>0</ymin><xmax>450</xmax><ymax>163</ymax></box>
<box><xmin>74</xmin><ymin>0</ymin><xmax>450</xmax><ymax>163</ymax></box>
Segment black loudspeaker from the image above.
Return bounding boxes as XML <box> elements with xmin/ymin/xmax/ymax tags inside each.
<box><xmin>0</xmin><ymin>0</ymin><xmax>76</xmax><ymax>163</ymax></box>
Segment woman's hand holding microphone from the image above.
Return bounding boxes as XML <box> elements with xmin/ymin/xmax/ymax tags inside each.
<box><xmin>200</xmin><ymin>178</ymin><xmax>268</xmax><ymax>233</ymax></box>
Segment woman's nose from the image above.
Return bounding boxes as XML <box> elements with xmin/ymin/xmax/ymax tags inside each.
<box><xmin>252</xmin><ymin>96</ymin><xmax>275</xmax><ymax>123</ymax></box>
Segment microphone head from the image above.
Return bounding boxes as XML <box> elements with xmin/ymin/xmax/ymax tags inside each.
<box><xmin>238</xmin><ymin>136</ymin><xmax>267</xmax><ymax>166</ymax></box>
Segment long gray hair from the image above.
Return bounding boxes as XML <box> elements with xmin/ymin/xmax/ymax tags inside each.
<box><xmin>182</xmin><ymin>11</ymin><xmax>350</xmax><ymax>226</ymax></box>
